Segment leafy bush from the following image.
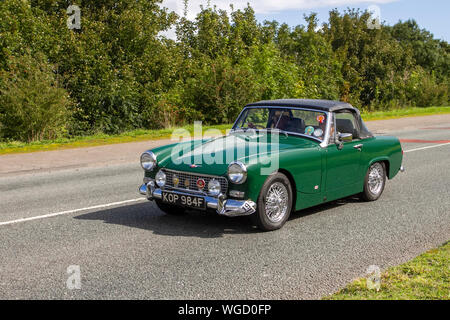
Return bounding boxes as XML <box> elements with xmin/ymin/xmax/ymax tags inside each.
<box><xmin>0</xmin><ymin>1</ymin><xmax>448</xmax><ymax>142</ymax></box>
<box><xmin>0</xmin><ymin>53</ymin><xmax>72</xmax><ymax>142</ymax></box>
<box><xmin>405</xmin><ymin>68</ymin><xmax>449</xmax><ymax>107</ymax></box>
<box><xmin>182</xmin><ymin>56</ymin><xmax>263</xmax><ymax>124</ymax></box>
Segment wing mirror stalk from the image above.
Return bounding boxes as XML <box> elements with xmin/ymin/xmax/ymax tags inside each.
<box><xmin>336</xmin><ymin>133</ymin><xmax>352</xmax><ymax>150</ymax></box>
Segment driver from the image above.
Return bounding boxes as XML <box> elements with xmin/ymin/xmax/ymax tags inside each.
<box><xmin>247</xmin><ymin>110</ymin><xmax>291</xmax><ymax>130</ymax></box>
<box><xmin>270</xmin><ymin>110</ymin><xmax>290</xmax><ymax>131</ymax></box>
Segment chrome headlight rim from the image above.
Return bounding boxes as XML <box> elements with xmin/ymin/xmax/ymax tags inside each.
<box><xmin>208</xmin><ymin>179</ymin><xmax>221</xmax><ymax>196</ymax></box>
<box><xmin>140</xmin><ymin>151</ymin><xmax>157</xmax><ymax>171</ymax></box>
<box><xmin>155</xmin><ymin>169</ymin><xmax>166</xmax><ymax>188</ymax></box>
<box><xmin>227</xmin><ymin>161</ymin><xmax>247</xmax><ymax>184</ymax></box>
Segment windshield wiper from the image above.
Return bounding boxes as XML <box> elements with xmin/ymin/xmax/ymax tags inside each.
<box><xmin>258</xmin><ymin>128</ymin><xmax>288</xmax><ymax>137</ymax></box>
<box><xmin>230</xmin><ymin>128</ymin><xmax>246</xmax><ymax>133</ymax></box>
<box><xmin>232</xmin><ymin>127</ymin><xmax>288</xmax><ymax>137</ymax></box>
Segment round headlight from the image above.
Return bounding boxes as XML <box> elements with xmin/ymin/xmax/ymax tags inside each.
<box><xmin>155</xmin><ymin>170</ymin><xmax>166</xmax><ymax>188</ymax></box>
<box><xmin>227</xmin><ymin>161</ymin><xmax>247</xmax><ymax>184</ymax></box>
<box><xmin>208</xmin><ymin>179</ymin><xmax>221</xmax><ymax>196</ymax></box>
<box><xmin>140</xmin><ymin>151</ymin><xmax>157</xmax><ymax>171</ymax></box>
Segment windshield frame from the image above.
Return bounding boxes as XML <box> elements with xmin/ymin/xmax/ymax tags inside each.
<box><xmin>231</xmin><ymin>106</ymin><xmax>332</xmax><ymax>147</ymax></box>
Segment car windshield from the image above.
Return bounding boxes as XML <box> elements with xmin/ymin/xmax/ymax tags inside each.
<box><xmin>233</xmin><ymin>107</ymin><xmax>328</xmax><ymax>140</ymax></box>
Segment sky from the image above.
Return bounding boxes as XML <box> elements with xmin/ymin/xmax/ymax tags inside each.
<box><xmin>161</xmin><ymin>0</ymin><xmax>450</xmax><ymax>42</ymax></box>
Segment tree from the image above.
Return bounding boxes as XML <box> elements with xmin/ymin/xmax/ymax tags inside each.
<box><xmin>0</xmin><ymin>53</ymin><xmax>72</xmax><ymax>142</ymax></box>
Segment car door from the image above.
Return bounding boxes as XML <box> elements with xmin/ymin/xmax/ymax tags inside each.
<box><xmin>325</xmin><ymin>111</ymin><xmax>363</xmax><ymax>193</ymax></box>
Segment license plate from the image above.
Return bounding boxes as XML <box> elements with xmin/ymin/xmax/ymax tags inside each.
<box><xmin>161</xmin><ymin>192</ymin><xmax>206</xmax><ymax>210</ymax></box>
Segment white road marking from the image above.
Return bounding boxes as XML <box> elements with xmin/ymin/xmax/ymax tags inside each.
<box><xmin>0</xmin><ymin>198</ymin><xmax>147</xmax><ymax>227</ymax></box>
<box><xmin>404</xmin><ymin>142</ymin><xmax>450</xmax><ymax>153</ymax></box>
<box><xmin>1</xmin><ymin>141</ymin><xmax>449</xmax><ymax>228</ymax></box>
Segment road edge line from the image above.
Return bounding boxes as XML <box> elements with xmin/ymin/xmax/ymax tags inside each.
<box><xmin>0</xmin><ymin>198</ymin><xmax>147</xmax><ymax>227</ymax></box>
<box><xmin>2</xmin><ymin>141</ymin><xmax>449</xmax><ymax>227</ymax></box>
<box><xmin>404</xmin><ymin>142</ymin><xmax>450</xmax><ymax>153</ymax></box>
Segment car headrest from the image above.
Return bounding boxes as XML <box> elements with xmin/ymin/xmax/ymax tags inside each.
<box><xmin>336</xmin><ymin>119</ymin><xmax>356</xmax><ymax>137</ymax></box>
<box><xmin>286</xmin><ymin>117</ymin><xmax>305</xmax><ymax>133</ymax></box>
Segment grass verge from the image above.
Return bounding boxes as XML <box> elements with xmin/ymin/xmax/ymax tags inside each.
<box><xmin>1</xmin><ymin>106</ymin><xmax>449</xmax><ymax>155</ymax></box>
<box><xmin>0</xmin><ymin>124</ymin><xmax>232</xmax><ymax>155</ymax></box>
<box><xmin>325</xmin><ymin>241</ymin><xmax>450</xmax><ymax>300</ymax></box>
<box><xmin>361</xmin><ymin>106</ymin><xmax>450</xmax><ymax>121</ymax></box>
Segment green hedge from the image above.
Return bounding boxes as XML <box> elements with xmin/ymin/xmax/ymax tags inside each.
<box><xmin>0</xmin><ymin>1</ymin><xmax>448</xmax><ymax>142</ymax></box>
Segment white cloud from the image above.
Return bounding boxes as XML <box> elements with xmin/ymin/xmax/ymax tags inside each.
<box><xmin>161</xmin><ymin>0</ymin><xmax>397</xmax><ymax>18</ymax></box>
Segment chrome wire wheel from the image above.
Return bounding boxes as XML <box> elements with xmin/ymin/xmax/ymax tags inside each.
<box><xmin>368</xmin><ymin>163</ymin><xmax>384</xmax><ymax>195</ymax></box>
<box><xmin>264</xmin><ymin>182</ymin><xmax>289</xmax><ymax>223</ymax></box>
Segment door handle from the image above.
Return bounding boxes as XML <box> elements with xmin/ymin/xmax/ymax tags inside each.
<box><xmin>354</xmin><ymin>144</ymin><xmax>363</xmax><ymax>151</ymax></box>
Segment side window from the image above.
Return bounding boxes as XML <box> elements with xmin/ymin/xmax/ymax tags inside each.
<box><xmin>335</xmin><ymin>111</ymin><xmax>360</xmax><ymax>140</ymax></box>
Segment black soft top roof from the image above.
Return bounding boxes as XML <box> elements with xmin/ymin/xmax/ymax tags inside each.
<box><xmin>243</xmin><ymin>99</ymin><xmax>372</xmax><ymax>138</ymax></box>
<box><xmin>245</xmin><ymin>99</ymin><xmax>358</xmax><ymax>113</ymax></box>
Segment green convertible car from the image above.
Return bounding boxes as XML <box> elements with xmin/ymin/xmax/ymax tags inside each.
<box><xmin>139</xmin><ymin>99</ymin><xmax>404</xmax><ymax>231</ymax></box>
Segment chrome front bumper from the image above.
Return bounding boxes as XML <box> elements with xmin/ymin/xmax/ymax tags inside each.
<box><xmin>139</xmin><ymin>182</ymin><xmax>256</xmax><ymax>217</ymax></box>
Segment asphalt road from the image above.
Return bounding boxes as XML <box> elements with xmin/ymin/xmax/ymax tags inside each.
<box><xmin>0</xmin><ymin>123</ymin><xmax>449</xmax><ymax>299</ymax></box>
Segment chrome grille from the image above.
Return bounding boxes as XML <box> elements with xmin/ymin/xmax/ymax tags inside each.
<box><xmin>162</xmin><ymin>169</ymin><xmax>228</xmax><ymax>195</ymax></box>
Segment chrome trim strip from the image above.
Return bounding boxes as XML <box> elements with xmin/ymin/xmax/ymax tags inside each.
<box><xmin>162</xmin><ymin>168</ymin><xmax>227</xmax><ymax>180</ymax></box>
<box><xmin>152</xmin><ymin>188</ymin><xmax>162</xmax><ymax>199</ymax></box>
<box><xmin>161</xmin><ymin>168</ymin><xmax>228</xmax><ymax>195</ymax></box>
<box><xmin>229</xmin><ymin>190</ymin><xmax>245</xmax><ymax>199</ymax></box>
<box><xmin>139</xmin><ymin>184</ymin><xmax>147</xmax><ymax>196</ymax></box>
<box><xmin>320</xmin><ymin>111</ymin><xmax>332</xmax><ymax>148</ymax></box>
<box><xmin>140</xmin><ymin>179</ymin><xmax>156</xmax><ymax>199</ymax></box>
<box><xmin>230</xmin><ymin>128</ymin><xmax>324</xmax><ymax>144</ymax></box>
<box><xmin>231</xmin><ymin>106</ymin><xmax>330</xmax><ymax>146</ymax></box>
<box><xmin>217</xmin><ymin>198</ymin><xmax>257</xmax><ymax>217</ymax></box>
<box><xmin>238</xmin><ymin>128</ymin><xmax>324</xmax><ymax>143</ymax></box>
<box><xmin>164</xmin><ymin>186</ymin><xmax>207</xmax><ymax>196</ymax></box>
<box><xmin>139</xmin><ymin>185</ymin><xmax>256</xmax><ymax>217</ymax></box>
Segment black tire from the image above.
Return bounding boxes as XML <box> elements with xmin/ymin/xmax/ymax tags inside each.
<box><xmin>361</xmin><ymin>162</ymin><xmax>386</xmax><ymax>201</ymax></box>
<box><xmin>155</xmin><ymin>200</ymin><xmax>187</xmax><ymax>215</ymax></box>
<box><xmin>251</xmin><ymin>172</ymin><xmax>293</xmax><ymax>231</ymax></box>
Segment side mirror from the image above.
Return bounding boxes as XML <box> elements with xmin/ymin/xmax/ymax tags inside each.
<box><xmin>338</xmin><ymin>132</ymin><xmax>353</xmax><ymax>142</ymax></box>
<box><xmin>336</xmin><ymin>132</ymin><xmax>352</xmax><ymax>150</ymax></box>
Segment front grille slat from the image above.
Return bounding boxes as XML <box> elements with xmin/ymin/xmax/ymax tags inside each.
<box><xmin>162</xmin><ymin>169</ymin><xmax>228</xmax><ymax>195</ymax></box>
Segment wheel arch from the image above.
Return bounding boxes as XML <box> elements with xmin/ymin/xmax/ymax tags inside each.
<box><xmin>368</xmin><ymin>157</ymin><xmax>390</xmax><ymax>179</ymax></box>
<box><xmin>277</xmin><ymin>168</ymin><xmax>297</xmax><ymax>210</ymax></box>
